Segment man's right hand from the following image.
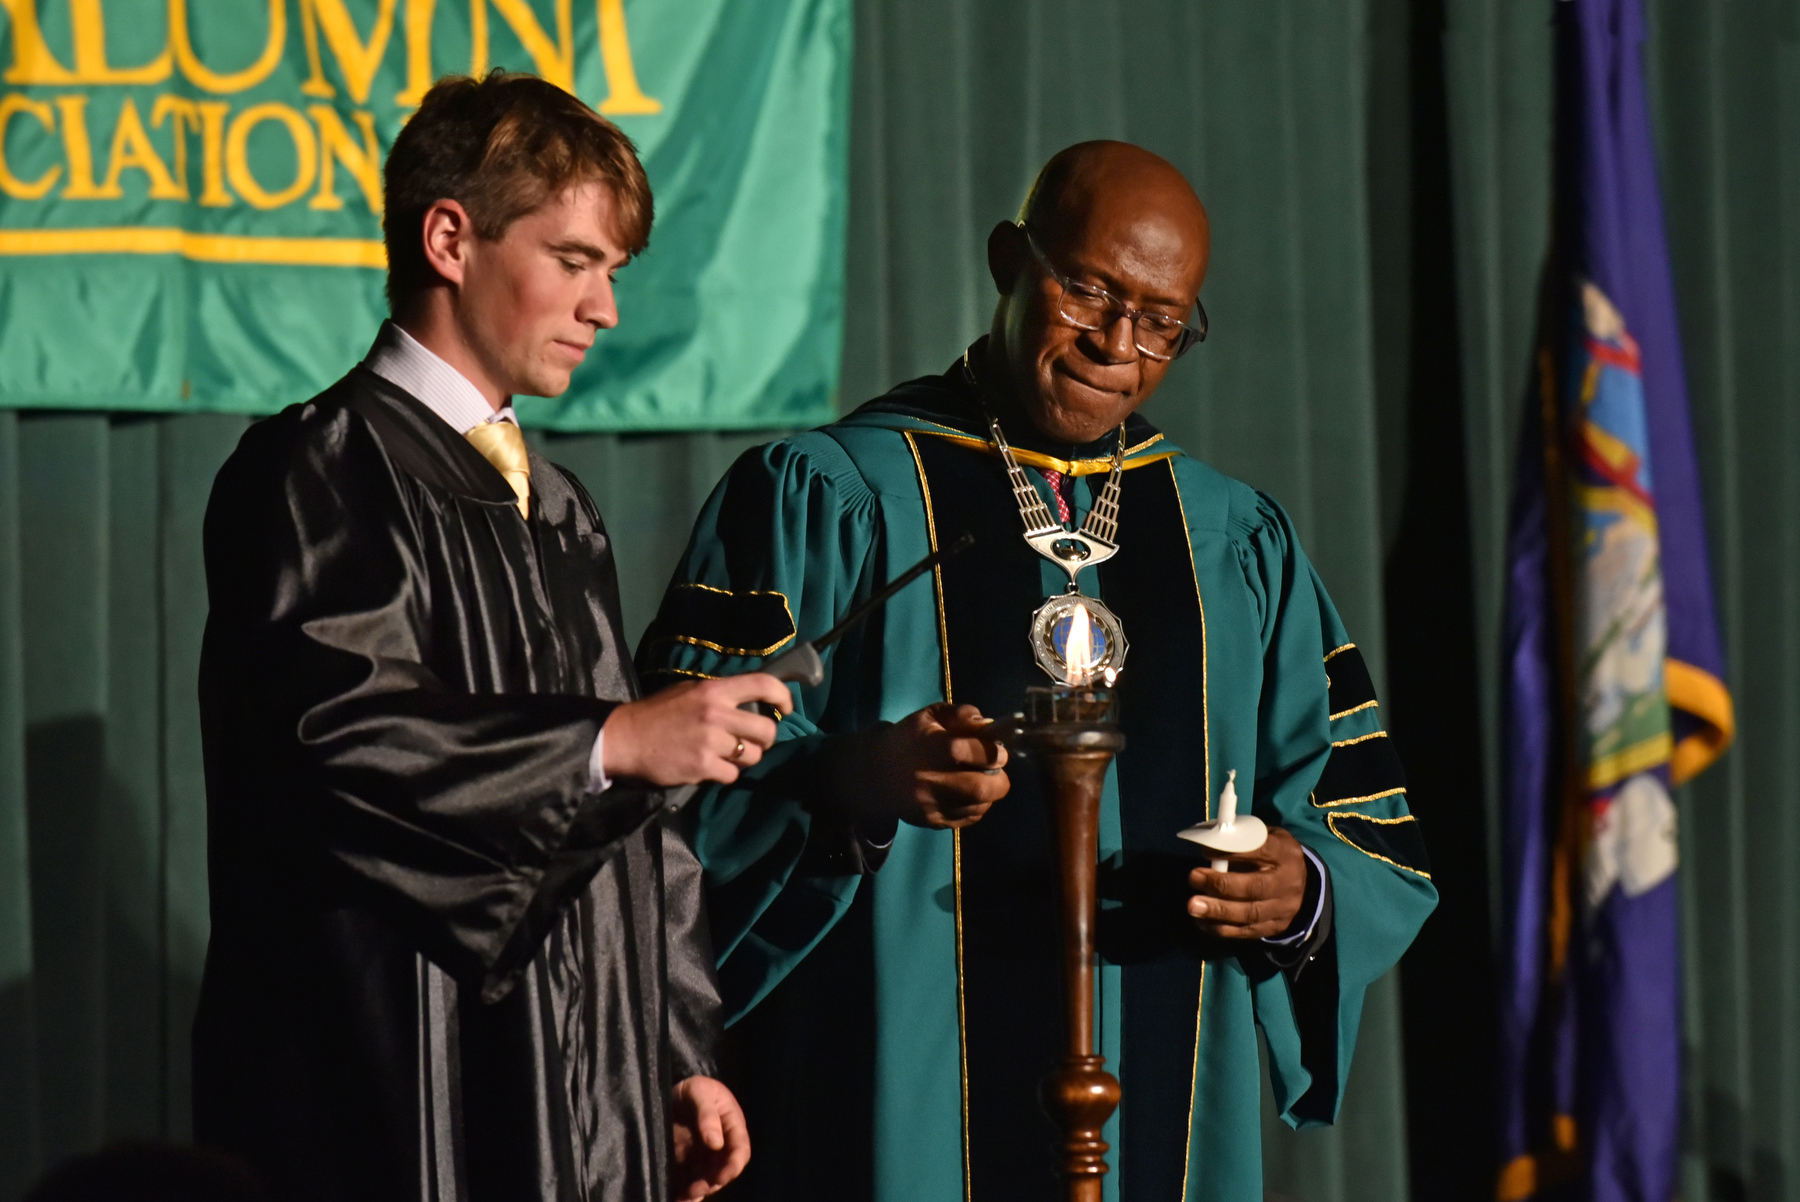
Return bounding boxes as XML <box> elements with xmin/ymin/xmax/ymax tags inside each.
<box><xmin>837</xmin><ymin>702</ymin><xmax>1011</xmax><ymax>830</ymax></box>
<box><xmin>601</xmin><ymin>675</ymin><xmax>791</xmax><ymax>786</ymax></box>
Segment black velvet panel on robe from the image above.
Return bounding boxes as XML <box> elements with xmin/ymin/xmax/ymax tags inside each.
<box><xmin>194</xmin><ymin>367</ymin><xmax>721</xmax><ymax>1202</ymax></box>
<box><xmin>911</xmin><ymin>393</ymin><xmax>1216</xmax><ymax>1199</ymax></box>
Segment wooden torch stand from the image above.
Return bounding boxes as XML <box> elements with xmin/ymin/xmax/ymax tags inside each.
<box><xmin>1014</xmin><ymin>721</ymin><xmax>1125</xmax><ymax>1202</ymax></box>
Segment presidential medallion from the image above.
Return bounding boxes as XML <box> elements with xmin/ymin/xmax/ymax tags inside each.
<box><xmin>1029</xmin><ymin>591</ymin><xmax>1129</xmax><ymax>684</ymax></box>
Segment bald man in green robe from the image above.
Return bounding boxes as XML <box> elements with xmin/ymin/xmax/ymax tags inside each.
<box><xmin>637</xmin><ymin>142</ymin><xmax>1438</xmax><ymax>1202</ymax></box>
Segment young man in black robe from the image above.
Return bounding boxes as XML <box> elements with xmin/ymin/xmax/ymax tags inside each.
<box><xmin>194</xmin><ymin>73</ymin><xmax>787</xmax><ymax>1202</ymax></box>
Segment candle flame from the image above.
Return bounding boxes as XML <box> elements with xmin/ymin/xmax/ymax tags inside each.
<box><xmin>1064</xmin><ymin>602</ymin><xmax>1094</xmax><ymax>685</ymax></box>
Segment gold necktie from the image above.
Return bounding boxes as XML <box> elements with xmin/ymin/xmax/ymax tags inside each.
<box><xmin>465</xmin><ymin>420</ymin><xmax>531</xmax><ymax>518</ymax></box>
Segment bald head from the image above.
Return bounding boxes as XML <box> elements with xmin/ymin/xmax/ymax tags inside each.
<box><xmin>985</xmin><ymin>141</ymin><xmax>1210</xmax><ymax>444</ymax></box>
<box><xmin>1018</xmin><ymin>141</ymin><xmax>1210</xmax><ymax>265</ymax></box>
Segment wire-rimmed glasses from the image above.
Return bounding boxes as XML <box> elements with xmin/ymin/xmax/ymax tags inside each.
<box><xmin>1019</xmin><ymin>222</ymin><xmax>1207</xmax><ymax>361</ymax></box>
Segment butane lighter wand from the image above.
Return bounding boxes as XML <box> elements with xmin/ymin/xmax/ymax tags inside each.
<box><xmin>750</xmin><ymin>533</ymin><xmax>975</xmax><ymax>700</ymax></box>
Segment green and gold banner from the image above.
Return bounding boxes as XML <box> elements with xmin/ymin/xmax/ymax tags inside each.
<box><xmin>0</xmin><ymin>0</ymin><xmax>848</xmax><ymax>429</ymax></box>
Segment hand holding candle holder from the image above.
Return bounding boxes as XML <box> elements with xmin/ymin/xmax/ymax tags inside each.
<box><xmin>1000</xmin><ymin>603</ymin><xmax>1124</xmax><ymax>1202</ymax></box>
<box><xmin>1176</xmin><ymin>769</ymin><xmax>1268</xmax><ymax>870</ymax></box>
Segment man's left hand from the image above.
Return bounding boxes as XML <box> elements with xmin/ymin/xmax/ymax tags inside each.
<box><xmin>1186</xmin><ymin>826</ymin><xmax>1307</xmax><ymax>939</ymax></box>
<box><xmin>670</xmin><ymin>1076</ymin><xmax>750</xmax><ymax>1199</ymax></box>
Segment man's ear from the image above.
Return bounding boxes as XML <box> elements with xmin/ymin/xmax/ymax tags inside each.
<box><xmin>420</xmin><ymin>198</ymin><xmax>475</xmax><ymax>289</ymax></box>
<box><xmin>986</xmin><ymin>220</ymin><xmax>1027</xmax><ymax>295</ymax></box>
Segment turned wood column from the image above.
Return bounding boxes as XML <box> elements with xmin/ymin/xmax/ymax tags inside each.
<box><xmin>1016</xmin><ymin>723</ymin><xmax>1124</xmax><ymax>1202</ymax></box>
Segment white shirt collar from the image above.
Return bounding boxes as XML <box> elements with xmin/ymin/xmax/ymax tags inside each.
<box><xmin>362</xmin><ymin>320</ymin><xmax>518</xmax><ymax>432</ymax></box>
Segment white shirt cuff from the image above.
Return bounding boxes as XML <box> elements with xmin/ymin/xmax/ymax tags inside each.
<box><xmin>587</xmin><ymin>729</ymin><xmax>610</xmax><ymax>794</ymax></box>
<box><xmin>1264</xmin><ymin>844</ymin><xmax>1327</xmax><ymax>947</ymax></box>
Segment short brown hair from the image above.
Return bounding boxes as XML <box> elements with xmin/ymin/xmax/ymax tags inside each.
<box><xmin>382</xmin><ymin>71</ymin><xmax>653</xmax><ymax>310</ymax></box>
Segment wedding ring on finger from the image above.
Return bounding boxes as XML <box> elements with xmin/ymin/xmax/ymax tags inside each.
<box><xmin>730</xmin><ymin>739</ymin><xmax>746</xmax><ymax>762</ymax></box>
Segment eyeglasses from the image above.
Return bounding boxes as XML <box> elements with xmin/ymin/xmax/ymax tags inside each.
<box><xmin>1019</xmin><ymin>222</ymin><xmax>1207</xmax><ymax>361</ymax></box>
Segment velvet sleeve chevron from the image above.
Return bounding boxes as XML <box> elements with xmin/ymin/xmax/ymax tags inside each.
<box><xmin>640</xmin><ymin>583</ymin><xmax>799</xmax><ymax>666</ymax></box>
<box><xmin>1313</xmin><ymin>643</ymin><xmax>1429</xmax><ymax>878</ymax></box>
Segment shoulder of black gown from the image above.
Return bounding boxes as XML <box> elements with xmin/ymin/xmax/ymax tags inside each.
<box><xmin>334</xmin><ymin>366</ymin><xmax>522</xmax><ymax>504</ymax></box>
<box><xmin>541</xmin><ymin>460</ymin><xmax>605</xmax><ymax>528</ymax></box>
<box><xmin>221</xmin><ymin>366</ymin><xmax>519</xmax><ymax>509</ymax></box>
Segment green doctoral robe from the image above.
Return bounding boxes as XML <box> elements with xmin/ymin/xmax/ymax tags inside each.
<box><xmin>636</xmin><ymin>350</ymin><xmax>1438</xmax><ymax>1202</ymax></box>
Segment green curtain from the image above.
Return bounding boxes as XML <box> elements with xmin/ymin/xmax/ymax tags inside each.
<box><xmin>3</xmin><ymin>1</ymin><xmax>1794</xmax><ymax>1200</ymax></box>
<box><xmin>1648</xmin><ymin>2</ymin><xmax>1800</xmax><ymax>1198</ymax></box>
<box><xmin>0</xmin><ymin>413</ymin><xmax>242</xmax><ymax>1194</ymax></box>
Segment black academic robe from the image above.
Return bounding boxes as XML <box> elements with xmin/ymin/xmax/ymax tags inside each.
<box><xmin>193</xmin><ymin>366</ymin><xmax>720</xmax><ymax>1202</ymax></box>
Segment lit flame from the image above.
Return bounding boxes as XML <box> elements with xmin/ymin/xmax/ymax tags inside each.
<box><xmin>1064</xmin><ymin>603</ymin><xmax>1094</xmax><ymax>685</ymax></box>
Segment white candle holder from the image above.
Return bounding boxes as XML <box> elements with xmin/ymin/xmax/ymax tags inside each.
<box><xmin>1176</xmin><ymin>769</ymin><xmax>1267</xmax><ymax>871</ymax></box>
